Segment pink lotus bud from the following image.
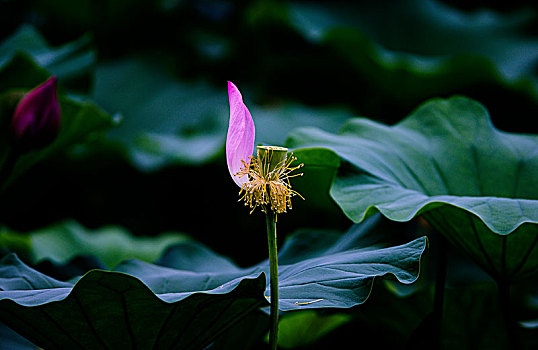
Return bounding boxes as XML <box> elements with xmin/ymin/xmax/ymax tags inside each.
<box><xmin>11</xmin><ymin>76</ymin><xmax>61</xmax><ymax>152</ymax></box>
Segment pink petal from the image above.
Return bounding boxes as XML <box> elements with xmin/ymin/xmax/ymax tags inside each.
<box><xmin>226</xmin><ymin>81</ymin><xmax>255</xmax><ymax>187</ymax></box>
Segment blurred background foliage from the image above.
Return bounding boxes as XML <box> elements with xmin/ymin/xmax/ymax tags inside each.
<box><xmin>0</xmin><ymin>0</ymin><xmax>537</xmax><ymax>348</ymax></box>
<box><xmin>0</xmin><ymin>0</ymin><xmax>536</xmax><ymax>262</ymax></box>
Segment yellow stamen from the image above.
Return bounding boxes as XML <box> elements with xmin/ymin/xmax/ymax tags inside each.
<box><xmin>235</xmin><ymin>146</ymin><xmax>304</xmax><ymax>214</ymax></box>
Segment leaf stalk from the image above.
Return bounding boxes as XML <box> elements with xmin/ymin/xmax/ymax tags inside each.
<box><xmin>432</xmin><ymin>234</ymin><xmax>447</xmax><ymax>348</ymax></box>
<box><xmin>0</xmin><ymin>149</ymin><xmax>19</xmax><ymax>192</ymax></box>
<box><xmin>497</xmin><ymin>279</ymin><xmax>522</xmax><ymax>350</ymax></box>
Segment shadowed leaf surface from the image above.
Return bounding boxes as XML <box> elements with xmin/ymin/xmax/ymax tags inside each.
<box><xmin>0</xmin><ymin>220</ymin><xmax>425</xmax><ymax>349</ymax></box>
<box><xmin>0</xmin><ymin>254</ymin><xmax>267</xmax><ymax>350</ymax></box>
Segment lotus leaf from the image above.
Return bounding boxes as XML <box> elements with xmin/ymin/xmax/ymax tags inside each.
<box><xmin>288</xmin><ymin>96</ymin><xmax>538</xmax><ymax>281</ymax></box>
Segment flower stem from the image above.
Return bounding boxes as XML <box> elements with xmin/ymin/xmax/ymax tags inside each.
<box><xmin>265</xmin><ymin>209</ymin><xmax>279</xmax><ymax>350</ymax></box>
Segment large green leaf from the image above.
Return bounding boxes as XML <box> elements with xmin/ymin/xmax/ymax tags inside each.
<box><xmin>287</xmin><ymin>96</ymin><xmax>538</xmax><ymax>282</ymax></box>
<box><xmin>155</xmin><ymin>219</ymin><xmax>426</xmax><ymax>311</ymax></box>
<box><xmin>0</xmin><ymin>220</ymin><xmax>426</xmax><ymax>349</ymax></box>
<box><xmin>0</xmin><ymin>220</ymin><xmax>189</xmax><ymax>268</ymax></box>
<box><xmin>0</xmin><ymin>254</ymin><xmax>266</xmax><ymax>350</ymax></box>
<box><xmin>289</xmin><ymin>147</ymin><xmax>344</xmax><ymax>222</ymax></box>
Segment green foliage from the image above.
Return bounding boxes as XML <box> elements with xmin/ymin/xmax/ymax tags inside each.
<box><xmin>0</xmin><ymin>52</ymin><xmax>115</xmax><ymax>188</ymax></box>
<box><xmin>442</xmin><ymin>283</ymin><xmax>510</xmax><ymax>349</ymax></box>
<box><xmin>290</xmin><ymin>147</ymin><xmax>341</xmax><ymax>216</ymax></box>
<box><xmin>0</xmin><ymin>221</ymin><xmax>189</xmax><ymax>268</ymax></box>
<box><xmin>155</xmin><ymin>221</ymin><xmax>427</xmax><ymax>311</ymax></box>
<box><xmin>289</xmin><ymin>1</ymin><xmax>538</xmax><ymax>83</ymax></box>
<box><xmin>0</xmin><ymin>254</ymin><xmax>267</xmax><ymax>350</ymax></box>
<box><xmin>92</xmin><ymin>56</ymin><xmax>228</xmax><ymax>170</ymax></box>
<box><xmin>288</xmin><ymin>96</ymin><xmax>538</xmax><ymax>282</ymax></box>
<box><xmin>251</xmin><ymin>0</ymin><xmax>538</xmax><ymax>132</ymax></box>
<box><xmin>277</xmin><ymin>311</ymin><xmax>351</xmax><ymax>349</ymax></box>
<box><xmin>0</xmin><ymin>222</ymin><xmax>426</xmax><ymax>349</ymax></box>
<box><xmin>0</xmin><ymin>25</ymin><xmax>95</xmax><ymax>91</ymax></box>
<box><xmin>1</xmin><ymin>0</ymin><xmax>537</xmax><ymax>348</ymax></box>
<box><xmin>90</xmin><ymin>56</ymin><xmax>354</xmax><ymax>171</ymax></box>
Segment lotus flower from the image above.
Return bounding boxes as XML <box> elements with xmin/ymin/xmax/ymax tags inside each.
<box><xmin>11</xmin><ymin>76</ymin><xmax>61</xmax><ymax>152</ymax></box>
<box><xmin>225</xmin><ymin>81</ymin><xmax>304</xmax><ymax>350</ymax></box>
<box><xmin>226</xmin><ymin>81</ymin><xmax>303</xmax><ymax>214</ymax></box>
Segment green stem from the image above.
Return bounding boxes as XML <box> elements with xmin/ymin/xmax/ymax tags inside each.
<box><xmin>265</xmin><ymin>209</ymin><xmax>279</xmax><ymax>350</ymax></box>
<box><xmin>0</xmin><ymin>149</ymin><xmax>20</xmax><ymax>193</ymax></box>
<box><xmin>497</xmin><ymin>279</ymin><xmax>522</xmax><ymax>350</ymax></box>
<box><xmin>433</xmin><ymin>234</ymin><xmax>447</xmax><ymax>348</ymax></box>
